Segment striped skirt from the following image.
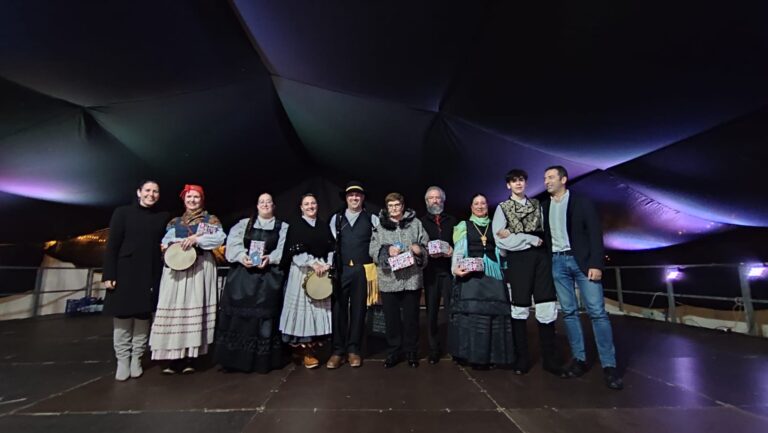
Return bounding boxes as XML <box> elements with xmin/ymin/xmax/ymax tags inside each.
<box><xmin>149</xmin><ymin>252</ymin><xmax>218</xmax><ymax>360</ymax></box>
<box><xmin>279</xmin><ymin>262</ymin><xmax>332</xmax><ymax>339</ymax></box>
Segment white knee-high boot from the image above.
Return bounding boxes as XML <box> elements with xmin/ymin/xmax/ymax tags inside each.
<box><xmin>113</xmin><ymin>318</ymin><xmax>134</xmax><ymax>381</ymax></box>
<box><xmin>130</xmin><ymin>319</ymin><xmax>150</xmax><ymax>378</ymax></box>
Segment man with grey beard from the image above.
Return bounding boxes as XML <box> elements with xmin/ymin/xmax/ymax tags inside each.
<box><xmin>419</xmin><ymin>186</ymin><xmax>458</xmax><ymax>364</ymax></box>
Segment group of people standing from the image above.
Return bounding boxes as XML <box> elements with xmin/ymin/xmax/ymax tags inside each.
<box><xmin>101</xmin><ymin>165</ymin><xmax>623</xmax><ymax>391</ymax></box>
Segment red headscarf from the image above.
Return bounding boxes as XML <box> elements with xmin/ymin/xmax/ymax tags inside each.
<box><xmin>179</xmin><ymin>184</ymin><xmax>205</xmax><ymax>203</ymax></box>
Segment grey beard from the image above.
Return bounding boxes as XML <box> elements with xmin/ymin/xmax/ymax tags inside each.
<box><xmin>427</xmin><ymin>204</ymin><xmax>444</xmax><ymax>215</ymax></box>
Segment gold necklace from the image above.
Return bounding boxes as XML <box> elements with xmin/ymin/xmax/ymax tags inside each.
<box><xmin>471</xmin><ymin>222</ymin><xmax>489</xmax><ymax>247</ymax></box>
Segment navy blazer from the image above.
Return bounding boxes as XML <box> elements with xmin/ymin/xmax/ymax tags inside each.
<box><xmin>542</xmin><ymin>191</ymin><xmax>605</xmax><ymax>275</ymax></box>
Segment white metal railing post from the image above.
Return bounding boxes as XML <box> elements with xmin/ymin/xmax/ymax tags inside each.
<box><xmin>738</xmin><ymin>265</ymin><xmax>758</xmax><ymax>337</ymax></box>
<box><xmin>614</xmin><ymin>267</ymin><xmax>624</xmax><ymax>313</ymax></box>
<box><xmin>665</xmin><ymin>276</ymin><xmax>677</xmax><ymax>323</ymax></box>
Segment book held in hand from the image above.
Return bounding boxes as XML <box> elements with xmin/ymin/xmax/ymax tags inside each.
<box><xmin>248</xmin><ymin>241</ymin><xmax>266</xmax><ymax>265</ymax></box>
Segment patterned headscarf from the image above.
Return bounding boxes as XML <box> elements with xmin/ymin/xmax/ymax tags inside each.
<box><xmin>179</xmin><ymin>184</ymin><xmax>205</xmax><ymax>203</ymax></box>
<box><xmin>179</xmin><ymin>184</ymin><xmax>206</xmax><ymax>226</ymax></box>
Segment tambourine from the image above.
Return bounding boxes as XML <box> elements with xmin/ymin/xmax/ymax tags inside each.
<box><xmin>302</xmin><ymin>270</ymin><xmax>333</xmax><ymax>300</ymax></box>
<box><xmin>164</xmin><ymin>243</ymin><xmax>197</xmax><ymax>271</ymax></box>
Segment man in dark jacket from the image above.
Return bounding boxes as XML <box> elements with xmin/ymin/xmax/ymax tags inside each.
<box><xmin>420</xmin><ymin>186</ymin><xmax>457</xmax><ymax>364</ymax></box>
<box><xmin>542</xmin><ymin>166</ymin><xmax>623</xmax><ymax>390</ymax></box>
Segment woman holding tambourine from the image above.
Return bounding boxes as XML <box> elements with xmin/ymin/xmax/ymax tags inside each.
<box><xmin>150</xmin><ymin>184</ymin><xmax>226</xmax><ymax>374</ymax></box>
<box><xmin>279</xmin><ymin>193</ymin><xmax>335</xmax><ymax>369</ymax></box>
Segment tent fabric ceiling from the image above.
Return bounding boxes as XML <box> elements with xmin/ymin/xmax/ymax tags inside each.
<box><xmin>1</xmin><ymin>0</ymin><xmax>767</xmax><ymax>250</ymax></box>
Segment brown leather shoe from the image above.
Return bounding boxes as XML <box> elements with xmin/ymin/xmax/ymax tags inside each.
<box><xmin>304</xmin><ymin>353</ymin><xmax>320</xmax><ymax>369</ymax></box>
<box><xmin>348</xmin><ymin>353</ymin><xmax>363</xmax><ymax>368</ymax></box>
<box><xmin>326</xmin><ymin>354</ymin><xmax>344</xmax><ymax>369</ymax></box>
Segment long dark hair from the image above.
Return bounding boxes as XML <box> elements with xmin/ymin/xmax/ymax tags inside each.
<box><xmin>136</xmin><ymin>179</ymin><xmax>160</xmax><ymax>190</ymax></box>
<box><xmin>135</xmin><ymin>179</ymin><xmax>160</xmax><ymax>206</ymax></box>
<box><xmin>247</xmin><ymin>192</ymin><xmax>275</xmax><ymax>226</ymax></box>
<box><xmin>298</xmin><ymin>193</ymin><xmax>318</xmax><ymax>217</ymax></box>
<box><xmin>470</xmin><ymin>193</ymin><xmax>488</xmax><ymax>205</ymax></box>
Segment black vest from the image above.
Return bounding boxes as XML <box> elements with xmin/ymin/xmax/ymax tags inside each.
<box><xmin>466</xmin><ymin>222</ymin><xmax>497</xmax><ymax>261</ymax></box>
<box><xmin>338</xmin><ymin>211</ymin><xmax>374</xmax><ymax>265</ymax></box>
<box><xmin>244</xmin><ymin>218</ymin><xmax>283</xmax><ymax>255</ymax></box>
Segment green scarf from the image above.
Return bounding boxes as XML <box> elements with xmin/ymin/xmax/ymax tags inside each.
<box><xmin>469</xmin><ymin>214</ymin><xmax>490</xmax><ymax>226</ymax></box>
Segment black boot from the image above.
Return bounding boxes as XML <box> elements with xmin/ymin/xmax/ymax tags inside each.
<box><xmin>511</xmin><ymin>319</ymin><xmax>530</xmax><ymax>375</ymax></box>
<box><xmin>538</xmin><ymin>322</ymin><xmax>566</xmax><ymax>377</ymax></box>
<box><xmin>407</xmin><ymin>352</ymin><xmax>420</xmax><ymax>368</ymax></box>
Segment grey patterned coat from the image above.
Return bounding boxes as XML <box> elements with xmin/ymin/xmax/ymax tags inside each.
<box><xmin>369</xmin><ymin>209</ymin><xmax>429</xmax><ymax>293</ymax></box>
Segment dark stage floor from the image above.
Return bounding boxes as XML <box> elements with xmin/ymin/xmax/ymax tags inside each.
<box><xmin>0</xmin><ymin>313</ymin><xmax>767</xmax><ymax>433</ymax></box>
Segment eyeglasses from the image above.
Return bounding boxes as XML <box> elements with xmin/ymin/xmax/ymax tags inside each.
<box><xmin>387</xmin><ymin>202</ymin><xmax>403</xmax><ymax>209</ymax></box>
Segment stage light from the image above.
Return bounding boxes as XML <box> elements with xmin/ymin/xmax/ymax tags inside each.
<box><xmin>747</xmin><ymin>265</ymin><xmax>767</xmax><ymax>279</ymax></box>
<box><xmin>665</xmin><ymin>268</ymin><xmax>682</xmax><ymax>281</ymax></box>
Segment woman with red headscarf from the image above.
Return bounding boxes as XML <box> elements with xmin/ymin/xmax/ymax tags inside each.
<box><xmin>149</xmin><ymin>184</ymin><xmax>226</xmax><ymax>374</ymax></box>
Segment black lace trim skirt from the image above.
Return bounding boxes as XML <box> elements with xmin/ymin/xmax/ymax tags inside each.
<box><xmin>448</xmin><ymin>274</ymin><xmax>515</xmax><ymax>365</ymax></box>
<box><xmin>214</xmin><ymin>265</ymin><xmax>287</xmax><ymax>373</ymax></box>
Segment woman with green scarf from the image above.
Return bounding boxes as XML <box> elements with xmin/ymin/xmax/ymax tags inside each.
<box><xmin>448</xmin><ymin>193</ymin><xmax>515</xmax><ymax>370</ymax></box>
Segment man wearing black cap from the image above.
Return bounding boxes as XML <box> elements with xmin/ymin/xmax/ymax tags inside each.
<box><xmin>327</xmin><ymin>181</ymin><xmax>380</xmax><ymax>368</ymax></box>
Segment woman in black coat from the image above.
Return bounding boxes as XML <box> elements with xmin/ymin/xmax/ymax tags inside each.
<box><xmin>102</xmin><ymin>180</ymin><xmax>169</xmax><ymax>381</ymax></box>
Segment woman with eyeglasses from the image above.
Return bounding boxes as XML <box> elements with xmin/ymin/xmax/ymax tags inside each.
<box><xmin>214</xmin><ymin>193</ymin><xmax>289</xmax><ymax>374</ymax></box>
<box><xmin>369</xmin><ymin>193</ymin><xmax>429</xmax><ymax>368</ymax></box>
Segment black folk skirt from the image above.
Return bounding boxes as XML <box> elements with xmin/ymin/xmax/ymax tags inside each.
<box><xmin>447</xmin><ymin>273</ymin><xmax>515</xmax><ymax>366</ymax></box>
<box><xmin>214</xmin><ymin>264</ymin><xmax>287</xmax><ymax>373</ymax></box>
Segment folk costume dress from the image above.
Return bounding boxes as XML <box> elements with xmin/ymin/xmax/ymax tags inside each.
<box><xmin>448</xmin><ymin>216</ymin><xmax>515</xmax><ymax>366</ymax></box>
<box><xmin>215</xmin><ymin>216</ymin><xmax>288</xmax><ymax>373</ymax></box>
<box><xmin>279</xmin><ymin>216</ymin><xmax>335</xmax><ymax>344</ymax></box>
<box><xmin>149</xmin><ymin>210</ymin><xmax>226</xmax><ymax>361</ymax></box>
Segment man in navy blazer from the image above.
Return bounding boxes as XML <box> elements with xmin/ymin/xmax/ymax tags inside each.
<box><xmin>541</xmin><ymin>165</ymin><xmax>623</xmax><ymax>390</ymax></box>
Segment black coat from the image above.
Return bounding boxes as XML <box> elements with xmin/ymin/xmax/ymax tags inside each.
<box><xmin>102</xmin><ymin>203</ymin><xmax>169</xmax><ymax>316</ymax></box>
<box><xmin>420</xmin><ymin>212</ymin><xmax>458</xmax><ymax>276</ymax></box>
<box><xmin>542</xmin><ymin>191</ymin><xmax>605</xmax><ymax>275</ymax></box>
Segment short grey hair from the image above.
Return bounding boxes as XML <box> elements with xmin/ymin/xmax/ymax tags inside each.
<box><xmin>424</xmin><ymin>186</ymin><xmax>446</xmax><ymax>202</ymax></box>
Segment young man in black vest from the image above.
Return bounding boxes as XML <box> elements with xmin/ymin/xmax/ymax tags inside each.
<box><xmin>327</xmin><ymin>181</ymin><xmax>380</xmax><ymax>369</ymax></box>
<box><xmin>542</xmin><ymin>166</ymin><xmax>623</xmax><ymax>390</ymax></box>
<box><xmin>492</xmin><ymin>169</ymin><xmax>565</xmax><ymax>377</ymax></box>
<box><xmin>420</xmin><ymin>186</ymin><xmax>457</xmax><ymax>364</ymax></box>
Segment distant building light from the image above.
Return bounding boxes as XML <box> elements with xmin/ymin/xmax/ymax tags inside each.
<box><xmin>665</xmin><ymin>268</ymin><xmax>682</xmax><ymax>281</ymax></box>
<box><xmin>747</xmin><ymin>265</ymin><xmax>767</xmax><ymax>279</ymax></box>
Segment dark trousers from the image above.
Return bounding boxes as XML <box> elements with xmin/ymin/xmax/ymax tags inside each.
<box><xmin>331</xmin><ymin>266</ymin><xmax>368</xmax><ymax>355</ymax></box>
<box><xmin>504</xmin><ymin>246</ymin><xmax>557</xmax><ymax>307</ymax></box>
<box><xmin>424</xmin><ymin>271</ymin><xmax>452</xmax><ymax>355</ymax></box>
<box><xmin>381</xmin><ymin>290</ymin><xmax>420</xmax><ymax>357</ymax></box>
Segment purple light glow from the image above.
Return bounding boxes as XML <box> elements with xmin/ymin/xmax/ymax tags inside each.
<box><xmin>604</xmin><ymin>232</ymin><xmax>685</xmax><ymax>250</ymax></box>
<box><xmin>0</xmin><ymin>178</ymin><xmax>79</xmax><ymax>203</ymax></box>
<box><xmin>616</xmin><ymin>182</ymin><xmax>766</xmax><ymax>227</ymax></box>
<box><xmin>573</xmin><ymin>172</ymin><xmax>730</xmax><ymax>251</ymax></box>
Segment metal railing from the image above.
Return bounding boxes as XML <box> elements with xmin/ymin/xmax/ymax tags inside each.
<box><xmin>1</xmin><ymin>263</ymin><xmax>766</xmax><ymax>336</ymax></box>
<box><xmin>604</xmin><ymin>263</ymin><xmax>767</xmax><ymax>336</ymax></box>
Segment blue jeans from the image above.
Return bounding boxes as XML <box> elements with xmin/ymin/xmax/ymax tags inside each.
<box><xmin>552</xmin><ymin>254</ymin><xmax>616</xmax><ymax>367</ymax></box>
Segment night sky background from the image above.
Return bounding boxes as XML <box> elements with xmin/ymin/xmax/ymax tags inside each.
<box><xmin>2</xmin><ymin>0</ymin><xmax>767</xmax><ymax>271</ymax></box>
